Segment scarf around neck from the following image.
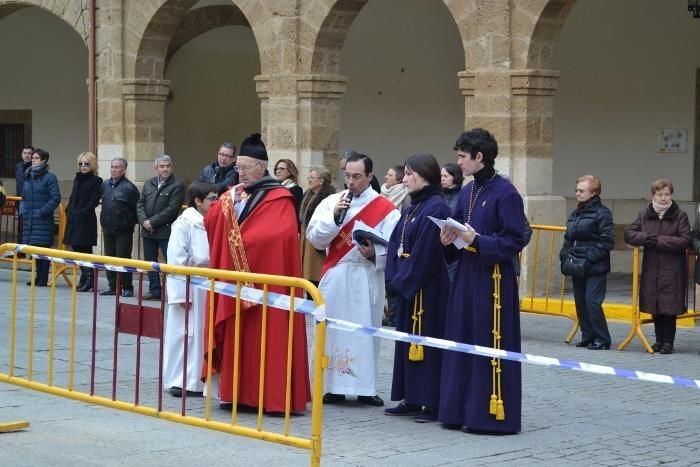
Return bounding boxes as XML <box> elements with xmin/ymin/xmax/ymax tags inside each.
<box><xmin>381</xmin><ymin>182</ymin><xmax>408</xmax><ymax>208</ymax></box>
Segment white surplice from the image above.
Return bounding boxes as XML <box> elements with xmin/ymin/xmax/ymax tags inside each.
<box><xmin>163</xmin><ymin>207</ymin><xmax>209</xmax><ymax>392</ymax></box>
<box><xmin>306</xmin><ymin>187</ymin><xmax>400</xmax><ymax>396</ymax></box>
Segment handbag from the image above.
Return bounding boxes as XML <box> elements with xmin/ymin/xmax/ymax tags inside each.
<box><xmin>561</xmin><ymin>252</ymin><xmax>586</xmax><ymax>277</ymax></box>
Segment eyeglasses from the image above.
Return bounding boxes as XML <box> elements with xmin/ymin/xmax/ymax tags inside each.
<box><xmin>307</xmin><ymin>176</ymin><xmax>321</xmax><ymax>181</ymax></box>
<box><xmin>218</xmin><ymin>152</ymin><xmax>235</xmax><ymax>158</ymax></box>
<box><xmin>234</xmin><ymin>164</ymin><xmax>260</xmax><ymax>173</ymax></box>
<box><xmin>78</xmin><ymin>162</ymin><xmax>91</xmax><ymax>167</ymax></box>
<box><xmin>205</xmin><ymin>195</ymin><xmax>218</xmax><ymax>201</ymax></box>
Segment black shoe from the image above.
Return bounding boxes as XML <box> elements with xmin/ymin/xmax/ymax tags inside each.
<box><xmin>587</xmin><ymin>342</ymin><xmax>610</xmax><ymax>350</ymax></box>
<box><xmin>121</xmin><ymin>289</ymin><xmax>134</xmax><ymax>298</ymax></box>
<box><xmin>414</xmin><ymin>407</ymin><xmax>438</xmax><ymax>423</ymax></box>
<box><xmin>575</xmin><ymin>340</ymin><xmax>592</xmax><ymax>348</ymax></box>
<box><xmin>322</xmin><ymin>393</ymin><xmax>346</xmax><ymax>404</ymax></box>
<box><xmin>357</xmin><ymin>395</ymin><xmax>384</xmax><ymax>407</ymax></box>
<box><xmin>26</xmin><ymin>281</ymin><xmax>47</xmax><ymax>287</ymax></box>
<box><xmin>219</xmin><ymin>402</ymin><xmax>233</xmax><ymax>410</ymax></box>
<box><xmin>659</xmin><ymin>343</ymin><xmax>673</xmax><ymax>355</ymax></box>
<box><xmin>99</xmin><ymin>289</ymin><xmax>116</xmax><ymax>296</ymax></box>
<box><xmin>651</xmin><ymin>342</ymin><xmax>662</xmax><ymax>353</ymax></box>
<box><xmin>461</xmin><ymin>426</ymin><xmax>518</xmax><ymax>435</ymax></box>
<box><xmin>384</xmin><ymin>400</ymin><xmax>421</xmax><ymax>416</ymax></box>
<box><xmin>169</xmin><ymin>386</ymin><xmax>203</xmax><ymax>398</ymax></box>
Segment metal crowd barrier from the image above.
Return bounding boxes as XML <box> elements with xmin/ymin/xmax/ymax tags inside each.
<box><xmin>0</xmin><ymin>196</ymin><xmax>70</xmax><ymax>287</ymax></box>
<box><xmin>521</xmin><ymin>225</ymin><xmax>698</xmax><ymax>352</ymax></box>
<box><xmin>0</xmin><ymin>244</ymin><xmax>327</xmax><ymax>466</ymax></box>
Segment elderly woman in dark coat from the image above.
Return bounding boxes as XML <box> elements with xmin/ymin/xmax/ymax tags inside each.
<box><xmin>299</xmin><ymin>166</ymin><xmax>335</xmax><ymax>286</ymax></box>
<box><xmin>624</xmin><ymin>179</ymin><xmax>691</xmax><ymax>354</ymax></box>
<box><xmin>64</xmin><ymin>152</ymin><xmax>103</xmax><ymax>292</ymax></box>
<box><xmin>20</xmin><ymin>148</ymin><xmax>61</xmax><ymax>287</ymax></box>
<box><xmin>560</xmin><ymin>175</ymin><xmax>614</xmax><ymax>350</ymax></box>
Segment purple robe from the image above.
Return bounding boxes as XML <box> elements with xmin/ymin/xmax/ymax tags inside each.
<box><xmin>439</xmin><ymin>175</ymin><xmax>525</xmax><ymax>434</ymax></box>
<box><xmin>386</xmin><ymin>193</ymin><xmax>450</xmax><ymax>408</ymax></box>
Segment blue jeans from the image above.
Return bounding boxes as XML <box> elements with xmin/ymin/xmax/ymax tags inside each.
<box><xmin>143</xmin><ymin>237</ymin><xmax>168</xmax><ymax>296</ymax></box>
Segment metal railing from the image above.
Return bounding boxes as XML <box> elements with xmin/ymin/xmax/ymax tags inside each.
<box><xmin>0</xmin><ymin>244</ymin><xmax>327</xmax><ymax>466</ymax></box>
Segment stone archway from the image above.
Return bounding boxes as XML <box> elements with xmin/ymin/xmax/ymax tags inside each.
<box><xmin>0</xmin><ymin>0</ymin><xmax>88</xmax><ymax>42</ymax></box>
<box><xmin>119</xmin><ymin>0</ymin><xmax>264</xmax><ymax>182</ymax></box>
<box><xmin>300</xmin><ymin>0</ymin><xmax>467</xmax><ymax>185</ymax></box>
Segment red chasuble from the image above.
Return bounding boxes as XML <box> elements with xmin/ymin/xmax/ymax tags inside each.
<box><xmin>203</xmin><ymin>187</ymin><xmax>311</xmax><ymax>412</ymax></box>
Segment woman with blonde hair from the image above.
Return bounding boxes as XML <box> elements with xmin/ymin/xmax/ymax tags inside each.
<box><xmin>624</xmin><ymin>179</ymin><xmax>691</xmax><ymax>354</ymax></box>
<box><xmin>274</xmin><ymin>158</ymin><xmax>303</xmax><ymax>215</ymax></box>
<box><xmin>63</xmin><ymin>152</ymin><xmax>103</xmax><ymax>291</ymax></box>
<box><xmin>299</xmin><ymin>166</ymin><xmax>335</xmax><ymax>286</ymax></box>
<box><xmin>559</xmin><ymin>175</ymin><xmax>614</xmax><ymax>350</ymax></box>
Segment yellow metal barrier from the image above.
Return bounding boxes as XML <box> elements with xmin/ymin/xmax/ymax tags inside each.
<box><xmin>520</xmin><ymin>224</ymin><xmax>579</xmax><ymax>343</ymax></box>
<box><xmin>0</xmin><ymin>244</ymin><xmax>327</xmax><ymax>466</ymax></box>
<box><xmin>0</xmin><ymin>197</ymin><xmax>71</xmax><ymax>287</ymax></box>
<box><xmin>522</xmin><ymin>226</ymin><xmax>698</xmax><ymax>351</ymax></box>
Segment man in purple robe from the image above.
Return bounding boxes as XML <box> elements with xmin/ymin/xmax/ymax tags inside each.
<box><xmin>438</xmin><ymin>128</ymin><xmax>526</xmax><ymax>434</ymax></box>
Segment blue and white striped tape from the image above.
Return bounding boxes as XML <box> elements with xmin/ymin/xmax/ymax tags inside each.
<box><xmin>24</xmin><ymin>250</ymin><xmax>700</xmax><ymax>390</ymax></box>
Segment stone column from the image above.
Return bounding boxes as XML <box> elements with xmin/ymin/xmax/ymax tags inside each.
<box><xmin>255</xmin><ymin>74</ymin><xmax>347</xmax><ymax>189</ymax></box>
<box><xmin>121</xmin><ymin>79</ymin><xmax>170</xmax><ymax>183</ymax></box>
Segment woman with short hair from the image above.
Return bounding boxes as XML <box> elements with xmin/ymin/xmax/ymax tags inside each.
<box><xmin>381</xmin><ymin>165</ymin><xmax>410</xmax><ymax>213</ymax></box>
<box><xmin>624</xmin><ymin>179</ymin><xmax>691</xmax><ymax>354</ymax></box>
<box><xmin>560</xmin><ymin>175</ymin><xmax>614</xmax><ymax>350</ymax></box>
<box><xmin>20</xmin><ymin>148</ymin><xmax>61</xmax><ymax>287</ymax></box>
<box><xmin>64</xmin><ymin>152</ymin><xmax>103</xmax><ymax>292</ymax></box>
<box><xmin>299</xmin><ymin>166</ymin><xmax>335</xmax><ymax>286</ymax></box>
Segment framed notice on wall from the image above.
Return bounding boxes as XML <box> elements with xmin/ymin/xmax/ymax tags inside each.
<box><xmin>658</xmin><ymin>128</ymin><xmax>687</xmax><ymax>153</ymax></box>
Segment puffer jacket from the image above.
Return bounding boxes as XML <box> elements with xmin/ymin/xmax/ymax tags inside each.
<box><xmin>136</xmin><ymin>175</ymin><xmax>185</xmax><ymax>239</ymax></box>
<box><xmin>624</xmin><ymin>202</ymin><xmax>691</xmax><ymax>315</ymax></box>
<box><xmin>101</xmin><ymin>176</ymin><xmax>140</xmax><ymax>235</ymax></box>
<box><xmin>198</xmin><ymin>162</ymin><xmax>238</xmax><ymax>195</ymax></box>
<box><xmin>560</xmin><ymin>196</ymin><xmax>614</xmax><ymax>276</ymax></box>
<box><xmin>64</xmin><ymin>172</ymin><xmax>103</xmax><ymax>246</ymax></box>
<box><xmin>19</xmin><ymin>164</ymin><xmax>61</xmax><ymax>245</ymax></box>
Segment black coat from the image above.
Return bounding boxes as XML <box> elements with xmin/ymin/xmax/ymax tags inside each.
<box><xmin>101</xmin><ymin>177</ymin><xmax>139</xmax><ymax>235</ymax></box>
<box><xmin>693</xmin><ymin>207</ymin><xmax>700</xmax><ymax>285</ymax></box>
<box><xmin>64</xmin><ymin>172</ymin><xmax>103</xmax><ymax>247</ymax></box>
<box><xmin>560</xmin><ymin>196</ymin><xmax>614</xmax><ymax>276</ymax></box>
<box><xmin>198</xmin><ymin>162</ymin><xmax>239</xmax><ymax>195</ymax></box>
<box><xmin>136</xmin><ymin>175</ymin><xmax>185</xmax><ymax>239</ymax></box>
<box><xmin>624</xmin><ymin>202</ymin><xmax>691</xmax><ymax>315</ymax></box>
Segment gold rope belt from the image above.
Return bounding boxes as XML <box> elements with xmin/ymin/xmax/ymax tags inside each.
<box><xmin>490</xmin><ymin>263</ymin><xmax>505</xmax><ymax>421</ymax></box>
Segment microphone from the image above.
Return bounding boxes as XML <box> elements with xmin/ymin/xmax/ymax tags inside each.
<box><xmin>337</xmin><ymin>191</ymin><xmax>354</xmax><ymax>225</ymax></box>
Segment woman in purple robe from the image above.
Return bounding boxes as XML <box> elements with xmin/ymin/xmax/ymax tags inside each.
<box><xmin>439</xmin><ymin>129</ymin><xmax>525</xmax><ymax>435</ymax></box>
<box><xmin>384</xmin><ymin>153</ymin><xmax>450</xmax><ymax>423</ymax></box>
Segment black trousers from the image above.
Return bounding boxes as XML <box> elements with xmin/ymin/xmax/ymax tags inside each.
<box><xmin>652</xmin><ymin>314</ymin><xmax>677</xmax><ymax>344</ymax></box>
<box><xmin>30</xmin><ymin>243</ymin><xmax>51</xmax><ymax>285</ymax></box>
<box><xmin>103</xmin><ymin>232</ymin><xmax>134</xmax><ymax>291</ymax></box>
<box><xmin>572</xmin><ymin>273</ymin><xmax>611</xmax><ymax>346</ymax></box>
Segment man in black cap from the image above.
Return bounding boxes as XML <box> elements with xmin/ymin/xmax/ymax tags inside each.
<box><xmin>202</xmin><ymin>133</ymin><xmax>311</xmax><ymax>414</ymax></box>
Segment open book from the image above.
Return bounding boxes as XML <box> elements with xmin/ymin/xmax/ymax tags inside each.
<box><xmin>352</xmin><ymin>219</ymin><xmax>390</xmax><ymax>254</ymax></box>
<box><xmin>427</xmin><ymin>216</ymin><xmax>473</xmax><ymax>249</ymax></box>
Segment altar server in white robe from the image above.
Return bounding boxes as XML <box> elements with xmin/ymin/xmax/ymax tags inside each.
<box><xmin>163</xmin><ymin>181</ymin><xmax>218</xmax><ymax>397</ymax></box>
<box><xmin>307</xmin><ymin>153</ymin><xmax>400</xmax><ymax>406</ymax></box>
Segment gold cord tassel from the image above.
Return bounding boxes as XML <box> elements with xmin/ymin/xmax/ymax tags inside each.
<box><xmin>490</xmin><ymin>264</ymin><xmax>505</xmax><ymax>421</ymax></box>
<box><xmin>409</xmin><ymin>290</ymin><xmax>424</xmax><ymax>361</ymax></box>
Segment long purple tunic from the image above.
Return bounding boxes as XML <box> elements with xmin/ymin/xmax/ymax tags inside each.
<box><xmin>438</xmin><ymin>175</ymin><xmax>525</xmax><ymax>434</ymax></box>
<box><xmin>385</xmin><ymin>193</ymin><xmax>450</xmax><ymax>408</ymax></box>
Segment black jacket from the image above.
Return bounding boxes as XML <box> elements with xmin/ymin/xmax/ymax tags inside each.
<box><xmin>64</xmin><ymin>172</ymin><xmax>103</xmax><ymax>246</ymax></box>
<box><xmin>136</xmin><ymin>175</ymin><xmax>185</xmax><ymax>239</ymax></box>
<box><xmin>101</xmin><ymin>176</ymin><xmax>139</xmax><ymax>235</ymax></box>
<box><xmin>560</xmin><ymin>196</ymin><xmax>614</xmax><ymax>276</ymax></box>
<box><xmin>198</xmin><ymin>162</ymin><xmax>239</xmax><ymax>195</ymax></box>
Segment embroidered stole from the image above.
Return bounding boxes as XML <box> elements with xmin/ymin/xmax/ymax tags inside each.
<box><xmin>319</xmin><ymin>196</ymin><xmax>395</xmax><ymax>278</ymax></box>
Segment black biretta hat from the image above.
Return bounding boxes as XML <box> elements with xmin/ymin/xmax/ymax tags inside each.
<box><xmin>239</xmin><ymin>133</ymin><xmax>267</xmax><ymax>161</ymax></box>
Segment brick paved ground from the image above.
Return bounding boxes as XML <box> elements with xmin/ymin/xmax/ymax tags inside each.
<box><xmin>2</xmin><ymin>268</ymin><xmax>700</xmax><ymax>466</ymax></box>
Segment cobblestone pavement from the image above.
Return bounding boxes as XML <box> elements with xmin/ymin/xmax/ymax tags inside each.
<box><xmin>1</xmin><ymin>268</ymin><xmax>700</xmax><ymax>466</ymax></box>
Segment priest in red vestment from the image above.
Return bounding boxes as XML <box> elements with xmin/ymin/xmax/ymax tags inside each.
<box><xmin>202</xmin><ymin>133</ymin><xmax>311</xmax><ymax>413</ymax></box>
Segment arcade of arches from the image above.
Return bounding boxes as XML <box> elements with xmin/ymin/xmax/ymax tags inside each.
<box><xmin>1</xmin><ymin>0</ymin><xmax>698</xmax><ymax>244</ymax></box>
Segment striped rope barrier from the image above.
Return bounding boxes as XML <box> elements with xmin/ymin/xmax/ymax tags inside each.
<box><xmin>27</xmin><ymin>251</ymin><xmax>700</xmax><ymax>390</ymax></box>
